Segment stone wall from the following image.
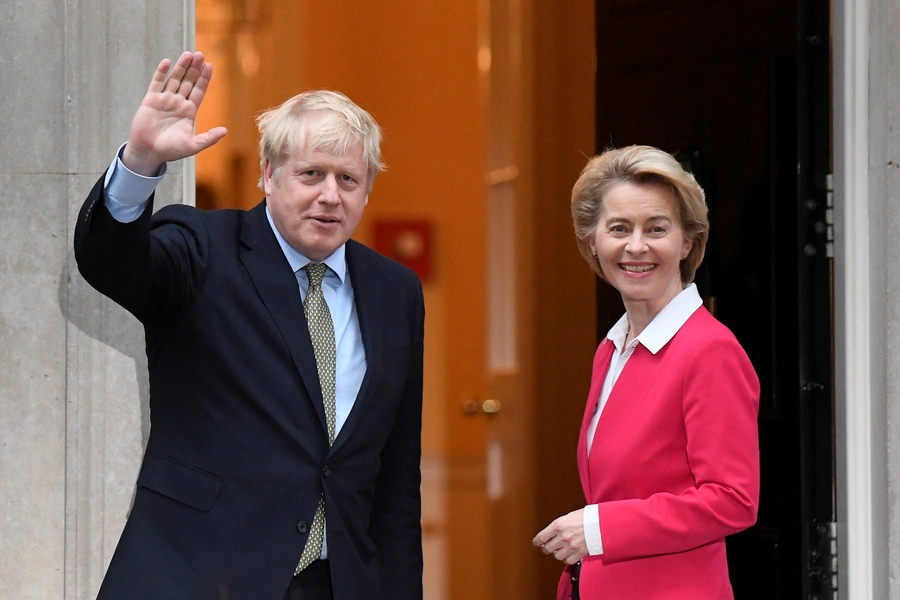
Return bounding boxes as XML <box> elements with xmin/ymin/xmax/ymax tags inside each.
<box><xmin>0</xmin><ymin>2</ymin><xmax>188</xmax><ymax>598</ymax></box>
<box><xmin>876</xmin><ymin>0</ymin><xmax>900</xmax><ymax>596</ymax></box>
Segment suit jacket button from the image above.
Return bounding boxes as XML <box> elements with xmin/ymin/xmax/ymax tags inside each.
<box><xmin>322</xmin><ymin>465</ymin><xmax>331</xmax><ymax>477</ymax></box>
<box><xmin>297</xmin><ymin>521</ymin><xmax>308</xmax><ymax>534</ymax></box>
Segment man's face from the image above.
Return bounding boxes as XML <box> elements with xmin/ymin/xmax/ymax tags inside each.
<box><xmin>264</xmin><ymin>142</ymin><xmax>369</xmax><ymax>262</ymax></box>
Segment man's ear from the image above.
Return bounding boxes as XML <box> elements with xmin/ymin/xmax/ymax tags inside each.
<box><xmin>262</xmin><ymin>159</ymin><xmax>275</xmax><ymax>195</ymax></box>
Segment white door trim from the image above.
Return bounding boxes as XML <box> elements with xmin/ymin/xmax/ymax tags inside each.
<box><xmin>833</xmin><ymin>0</ymin><xmax>884</xmax><ymax>598</ymax></box>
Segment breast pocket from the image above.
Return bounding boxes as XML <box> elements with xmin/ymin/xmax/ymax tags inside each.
<box><xmin>137</xmin><ymin>456</ymin><xmax>223</xmax><ymax>512</ymax></box>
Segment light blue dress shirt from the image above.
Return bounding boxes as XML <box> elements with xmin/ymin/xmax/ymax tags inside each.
<box><xmin>103</xmin><ymin>147</ymin><xmax>367</xmax><ymax>559</ymax></box>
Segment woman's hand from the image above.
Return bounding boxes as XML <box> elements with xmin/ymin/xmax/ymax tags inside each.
<box><xmin>533</xmin><ymin>508</ymin><xmax>589</xmax><ymax>565</ymax></box>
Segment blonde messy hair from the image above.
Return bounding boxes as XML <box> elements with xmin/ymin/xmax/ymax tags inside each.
<box><xmin>257</xmin><ymin>90</ymin><xmax>384</xmax><ymax>192</ymax></box>
<box><xmin>571</xmin><ymin>145</ymin><xmax>709</xmax><ymax>284</ymax></box>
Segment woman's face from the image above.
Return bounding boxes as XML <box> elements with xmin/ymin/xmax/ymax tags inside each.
<box><xmin>590</xmin><ymin>181</ymin><xmax>692</xmax><ymax>314</ymax></box>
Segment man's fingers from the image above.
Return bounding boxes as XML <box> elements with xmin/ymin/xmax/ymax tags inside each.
<box><xmin>145</xmin><ymin>52</ymin><xmax>215</xmax><ymax>110</ymax></box>
<box><xmin>187</xmin><ymin>62</ymin><xmax>214</xmax><ymax>107</ymax></box>
<box><xmin>176</xmin><ymin>53</ymin><xmax>207</xmax><ymax>98</ymax></box>
<box><xmin>163</xmin><ymin>51</ymin><xmax>198</xmax><ymax>94</ymax></box>
<box><xmin>147</xmin><ymin>59</ymin><xmax>172</xmax><ymax>94</ymax></box>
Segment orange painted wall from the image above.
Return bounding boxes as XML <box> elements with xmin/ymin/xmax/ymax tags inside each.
<box><xmin>195</xmin><ymin>1</ymin><xmax>598</xmax><ymax>595</ymax></box>
<box><xmin>196</xmin><ymin>0</ymin><xmax>487</xmax><ymax>459</ymax></box>
<box><xmin>290</xmin><ymin>1</ymin><xmax>487</xmax><ymax>462</ymax></box>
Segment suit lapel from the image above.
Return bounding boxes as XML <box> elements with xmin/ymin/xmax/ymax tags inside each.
<box><xmin>238</xmin><ymin>202</ymin><xmax>329</xmax><ymax>434</ymax></box>
<box><xmin>578</xmin><ymin>339</ymin><xmax>615</xmax><ymax>499</ymax></box>
<box><xmin>329</xmin><ymin>240</ymin><xmax>385</xmax><ymax>454</ymax></box>
<box><xmin>589</xmin><ymin>346</ymin><xmax>660</xmax><ymax>457</ymax></box>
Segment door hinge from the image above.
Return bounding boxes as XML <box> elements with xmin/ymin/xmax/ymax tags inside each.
<box><xmin>808</xmin><ymin>520</ymin><xmax>838</xmax><ymax>599</ymax></box>
<box><xmin>825</xmin><ymin>173</ymin><xmax>834</xmax><ymax>258</ymax></box>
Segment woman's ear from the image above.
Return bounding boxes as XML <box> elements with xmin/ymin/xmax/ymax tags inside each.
<box><xmin>681</xmin><ymin>238</ymin><xmax>693</xmax><ymax>260</ymax></box>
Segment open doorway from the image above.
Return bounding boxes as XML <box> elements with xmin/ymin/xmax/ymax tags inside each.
<box><xmin>593</xmin><ymin>0</ymin><xmax>835</xmax><ymax>597</ymax></box>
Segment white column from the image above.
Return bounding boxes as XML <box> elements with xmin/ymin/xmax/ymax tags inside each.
<box><xmin>873</xmin><ymin>0</ymin><xmax>900</xmax><ymax>598</ymax></box>
<box><xmin>834</xmin><ymin>0</ymin><xmax>897</xmax><ymax>598</ymax></box>
<box><xmin>0</xmin><ymin>2</ymin><xmax>192</xmax><ymax>599</ymax></box>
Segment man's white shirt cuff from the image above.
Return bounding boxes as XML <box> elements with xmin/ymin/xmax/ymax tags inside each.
<box><xmin>583</xmin><ymin>504</ymin><xmax>604</xmax><ymax>555</ymax></box>
<box><xmin>104</xmin><ymin>143</ymin><xmax>167</xmax><ymax>223</ymax></box>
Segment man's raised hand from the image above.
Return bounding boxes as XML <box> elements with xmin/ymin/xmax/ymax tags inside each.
<box><xmin>122</xmin><ymin>52</ymin><xmax>228</xmax><ymax>176</ymax></box>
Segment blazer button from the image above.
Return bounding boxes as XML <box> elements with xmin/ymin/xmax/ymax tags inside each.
<box><xmin>322</xmin><ymin>465</ymin><xmax>331</xmax><ymax>477</ymax></box>
<box><xmin>297</xmin><ymin>521</ymin><xmax>309</xmax><ymax>534</ymax></box>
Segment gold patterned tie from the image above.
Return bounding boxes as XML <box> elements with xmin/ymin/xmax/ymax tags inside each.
<box><xmin>296</xmin><ymin>262</ymin><xmax>337</xmax><ymax>574</ymax></box>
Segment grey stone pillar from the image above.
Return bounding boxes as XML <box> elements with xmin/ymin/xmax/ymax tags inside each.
<box><xmin>835</xmin><ymin>0</ymin><xmax>900</xmax><ymax>597</ymax></box>
<box><xmin>0</xmin><ymin>2</ymin><xmax>191</xmax><ymax>598</ymax></box>
<box><xmin>878</xmin><ymin>0</ymin><xmax>900</xmax><ymax>596</ymax></box>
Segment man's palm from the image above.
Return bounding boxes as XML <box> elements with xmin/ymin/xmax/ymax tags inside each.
<box><xmin>123</xmin><ymin>52</ymin><xmax>227</xmax><ymax>176</ymax></box>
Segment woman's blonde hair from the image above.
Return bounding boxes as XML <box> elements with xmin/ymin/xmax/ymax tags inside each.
<box><xmin>571</xmin><ymin>145</ymin><xmax>709</xmax><ymax>283</ymax></box>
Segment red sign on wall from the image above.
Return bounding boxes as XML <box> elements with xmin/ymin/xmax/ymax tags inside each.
<box><xmin>373</xmin><ymin>220</ymin><xmax>433</xmax><ymax>281</ymax></box>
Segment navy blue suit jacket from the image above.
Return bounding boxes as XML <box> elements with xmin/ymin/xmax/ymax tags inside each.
<box><xmin>74</xmin><ymin>174</ymin><xmax>424</xmax><ymax>600</ymax></box>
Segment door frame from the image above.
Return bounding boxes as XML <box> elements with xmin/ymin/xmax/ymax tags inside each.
<box><xmin>833</xmin><ymin>1</ymin><xmax>888</xmax><ymax>599</ymax></box>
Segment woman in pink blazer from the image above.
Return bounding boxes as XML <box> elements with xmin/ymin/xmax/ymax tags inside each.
<box><xmin>533</xmin><ymin>146</ymin><xmax>760</xmax><ymax>600</ymax></box>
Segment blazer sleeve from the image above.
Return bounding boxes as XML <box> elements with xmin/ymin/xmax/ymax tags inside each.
<box><xmin>596</xmin><ymin>334</ymin><xmax>760</xmax><ymax>562</ymax></box>
<box><xmin>74</xmin><ymin>173</ymin><xmax>210</xmax><ymax>323</ymax></box>
<box><xmin>370</xmin><ymin>275</ymin><xmax>425</xmax><ymax>599</ymax></box>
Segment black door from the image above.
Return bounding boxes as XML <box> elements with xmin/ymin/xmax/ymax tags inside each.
<box><xmin>593</xmin><ymin>1</ymin><xmax>835</xmax><ymax>597</ymax></box>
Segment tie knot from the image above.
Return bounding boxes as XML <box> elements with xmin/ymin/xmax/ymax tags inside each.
<box><xmin>304</xmin><ymin>262</ymin><xmax>327</xmax><ymax>289</ymax></box>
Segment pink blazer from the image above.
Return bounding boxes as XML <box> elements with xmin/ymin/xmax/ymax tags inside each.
<box><xmin>558</xmin><ymin>307</ymin><xmax>760</xmax><ymax>600</ymax></box>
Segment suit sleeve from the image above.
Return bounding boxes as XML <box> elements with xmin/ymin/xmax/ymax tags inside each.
<box><xmin>596</xmin><ymin>335</ymin><xmax>760</xmax><ymax>562</ymax></box>
<box><xmin>74</xmin><ymin>173</ymin><xmax>210</xmax><ymax>323</ymax></box>
<box><xmin>370</xmin><ymin>275</ymin><xmax>425</xmax><ymax>599</ymax></box>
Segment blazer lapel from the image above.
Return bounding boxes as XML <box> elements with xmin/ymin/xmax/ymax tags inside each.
<box><xmin>578</xmin><ymin>339</ymin><xmax>615</xmax><ymax>499</ymax></box>
<box><xmin>590</xmin><ymin>345</ymin><xmax>660</xmax><ymax>448</ymax></box>
<box><xmin>329</xmin><ymin>240</ymin><xmax>385</xmax><ymax>454</ymax></box>
<box><xmin>238</xmin><ymin>201</ymin><xmax>329</xmax><ymax>434</ymax></box>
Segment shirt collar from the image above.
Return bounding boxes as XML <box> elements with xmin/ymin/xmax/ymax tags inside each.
<box><xmin>607</xmin><ymin>314</ymin><xmax>632</xmax><ymax>353</ymax></box>
<box><xmin>605</xmin><ymin>283</ymin><xmax>703</xmax><ymax>354</ymax></box>
<box><xmin>265</xmin><ymin>205</ymin><xmax>347</xmax><ymax>284</ymax></box>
